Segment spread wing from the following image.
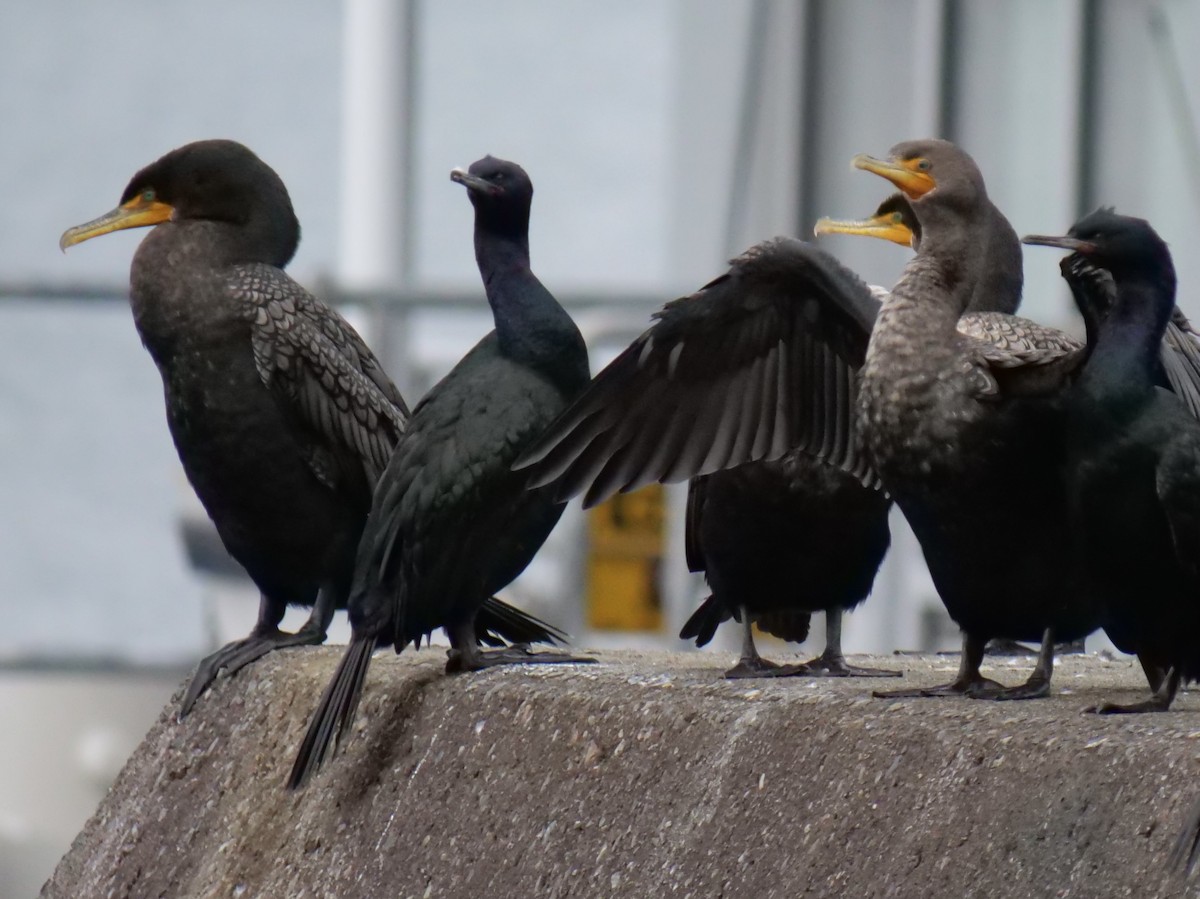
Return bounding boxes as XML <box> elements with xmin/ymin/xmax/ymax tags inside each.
<box><xmin>516</xmin><ymin>237</ymin><xmax>882</xmax><ymax>507</ymax></box>
<box><xmin>229</xmin><ymin>263</ymin><xmax>408</xmax><ymax>487</ymax></box>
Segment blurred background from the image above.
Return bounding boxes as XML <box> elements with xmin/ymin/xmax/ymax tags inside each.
<box><xmin>4</xmin><ymin>0</ymin><xmax>1200</xmax><ymax>893</ymax></box>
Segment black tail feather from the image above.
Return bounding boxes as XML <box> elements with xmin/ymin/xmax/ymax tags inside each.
<box><xmin>288</xmin><ymin>636</ymin><xmax>375</xmax><ymax>790</ymax></box>
<box><xmin>679</xmin><ymin>595</ymin><xmax>730</xmax><ymax>647</ymax></box>
<box><xmin>476</xmin><ymin>597</ymin><xmax>568</xmax><ymax>647</ymax></box>
<box><xmin>756</xmin><ymin>609</ymin><xmax>813</xmax><ymax>645</ymax></box>
<box><xmin>1170</xmin><ymin>796</ymin><xmax>1200</xmax><ymax>877</ymax></box>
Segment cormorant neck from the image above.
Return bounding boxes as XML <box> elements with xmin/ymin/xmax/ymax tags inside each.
<box><xmin>473</xmin><ymin>224</ymin><xmax>579</xmax><ymax>374</ymax></box>
<box><xmin>1082</xmin><ymin>270</ymin><xmax>1175</xmax><ymax>395</ymax></box>
<box><xmin>474</xmin><ymin>228</ymin><xmax>531</xmax><ymax>283</ymax></box>
<box><xmin>227</xmin><ymin>202</ymin><xmax>300</xmax><ymax>267</ymax></box>
<box><xmin>965</xmin><ymin>203</ymin><xmax>1023</xmax><ymax>315</ymax></box>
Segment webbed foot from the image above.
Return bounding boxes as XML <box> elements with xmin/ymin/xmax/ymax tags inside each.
<box><xmin>445</xmin><ymin>644</ymin><xmax>596</xmax><ymax>673</ymax></box>
<box><xmin>874</xmin><ymin>676</ymin><xmax>1004</xmax><ymax>699</ymax></box>
<box><xmin>180</xmin><ymin>623</ymin><xmax>327</xmax><ymax>718</ymax></box>
<box><xmin>804</xmin><ymin>649</ymin><xmax>902</xmax><ymax>678</ymax></box>
<box><xmin>722</xmin><ymin>656</ymin><xmax>810</xmax><ymax>679</ymax></box>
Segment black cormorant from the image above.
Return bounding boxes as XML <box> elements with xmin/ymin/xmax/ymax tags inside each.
<box><xmin>519</xmin><ymin>141</ymin><xmax>1106</xmax><ymax>699</ymax></box>
<box><xmin>677</xmin><ymin>192</ymin><xmax>1020</xmax><ymax>679</ymax></box>
<box><xmin>1024</xmin><ymin>209</ymin><xmax>1200</xmax><ymax>713</ymax></box>
<box><xmin>59</xmin><ymin>141</ymin><xmax>559</xmax><ymax>716</ymax></box>
<box><xmin>288</xmin><ymin>156</ymin><xmax>592</xmax><ymax>789</ymax></box>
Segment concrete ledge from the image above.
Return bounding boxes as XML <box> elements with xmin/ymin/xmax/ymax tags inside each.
<box><xmin>40</xmin><ymin>648</ymin><xmax>1200</xmax><ymax>898</ymax></box>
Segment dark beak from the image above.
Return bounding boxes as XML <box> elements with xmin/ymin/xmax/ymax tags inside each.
<box><xmin>1021</xmin><ymin>234</ymin><xmax>1096</xmax><ymax>253</ymax></box>
<box><xmin>450</xmin><ymin>168</ymin><xmax>493</xmax><ymax>194</ymax></box>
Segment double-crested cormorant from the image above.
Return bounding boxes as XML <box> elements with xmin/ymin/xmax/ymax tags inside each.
<box><xmin>678</xmin><ymin>191</ymin><xmax>1022</xmax><ymax>679</ymax></box>
<box><xmin>288</xmin><ymin>156</ymin><xmax>592</xmax><ymax>789</ymax></box>
<box><xmin>517</xmin><ymin>140</ymin><xmax>1113</xmax><ymax>700</ymax></box>
<box><xmin>59</xmin><ymin>141</ymin><xmax>560</xmax><ymax>715</ymax></box>
<box><xmin>1025</xmin><ymin>210</ymin><xmax>1200</xmax><ymax>713</ymax></box>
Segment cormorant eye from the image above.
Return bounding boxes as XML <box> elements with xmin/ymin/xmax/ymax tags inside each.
<box><xmin>916</xmin><ymin>159</ymin><xmax>931</xmax><ymax>172</ymax></box>
<box><xmin>890</xmin><ymin>213</ymin><xmax>904</xmax><ymax>224</ymax></box>
<box><xmin>141</xmin><ymin>188</ymin><xmax>156</xmax><ymax>203</ymax></box>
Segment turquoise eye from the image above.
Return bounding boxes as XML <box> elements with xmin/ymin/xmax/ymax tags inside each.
<box><xmin>916</xmin><ymin>159</ymin><xmax>931</xmax><ymax>172</ymax></box>
<box><xmin>141</xmin><ymin>188</ymin><xmax>155</xmax><ymax>202</ymax></box>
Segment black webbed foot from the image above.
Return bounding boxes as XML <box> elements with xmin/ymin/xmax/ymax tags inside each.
<box><xmin>445</xmin><ymin>643</ymin><xmax>596</xmax><ymax>673</ymax></box>
<box><xmin>179</xmin><ymin>622</ymin><xmax>327</xmax><ymax>718</ymax></box>
<box><xmin>986</xmin><ymin>670</ymin><xmax>1052</xmax><ymax>701</ymax></box>
<box><xmin>873</xmin><ymin>675</ymin><xmax>1004</xmax><ymax>699</ymax></box>
<box><xmin>1086</xmin><ymin>696</ymin><xmax>1172</xmax><ymax>715</ymax></box>
<box><xmin>722</xmin><ymin>656</ymin><xmax>811</xmax><ymax>679</ymax></box>
<box><xmin>1085</xmin><ymin>666</ymin><xmax>1179</xmax><ymax>714</ymax></box>
<box><xmin>803</xmin><ymin>649</ymin><xmax>902</xmax><ymax>678</ymax></box>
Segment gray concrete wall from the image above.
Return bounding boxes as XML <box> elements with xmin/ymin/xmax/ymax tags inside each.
<box><xmin>41</xmin><ymin>649</ymin><xmax>1199</xmax><ymax>898</ymax></box>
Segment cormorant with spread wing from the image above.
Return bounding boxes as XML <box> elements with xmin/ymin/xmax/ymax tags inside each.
<box><xmin>520</xmin><ymin>139</ymin><xmax>1200</xmax><ymax>700</ymax></box>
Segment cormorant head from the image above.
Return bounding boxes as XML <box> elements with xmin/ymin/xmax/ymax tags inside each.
<box><xmin>450</xmin><ymin>155</ymin><xmax>533</xmax><ymax>239</ymax></box>
<box><xmin>852</xmin><ymin>139</ymin><xmax>987</xmax><ymax>211</ymax></box>
<box><xmin>60</xmin><ymin>140</ymin><xmax>300</xmax><ymax>267</ymax></box>
<box><xmin>1023</xmin><ymin>208</ymin><xmax>1174</xmax><ymax>284</ymax></box>
<box><xmin>814</xmin><ymin>192</ymin><xmax>920</xmax><ymax>249</ymax></box>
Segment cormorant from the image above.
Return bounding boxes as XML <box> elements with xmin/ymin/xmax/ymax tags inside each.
<box><xmin>59</xmin><ymin>141</ymin><xmax>560</xmax><ymax>716</ymax></box>
<box><xmin>1024</xmin><ymin>210</ymin><xmax>1200</xmax><ymax>713</ymax></box>
<box><xmin>677</xmin><ymin>192</ymin><xmax>1016</xmax><ymax>679</ymax></box>
<box><xmin>288</xmin><ymin>156</ymin><xmax>592</xmax><ymax>789</ymax></box>
<box><xmin>519</xmin><ymin>140</ymin><xmax>1106</xmax><ymax>699</ymax></box>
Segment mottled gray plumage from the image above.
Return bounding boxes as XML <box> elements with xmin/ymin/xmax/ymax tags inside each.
<box><xmin>234</xmin><ymin>263</ymin><xmax>408</xmax><ymax>486</ymax></box>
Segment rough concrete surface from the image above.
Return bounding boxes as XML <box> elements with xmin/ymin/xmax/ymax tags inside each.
<box><xmin>39</xmin><ymin>647</ymin><xmax>1200</xmax><ymax>898</ymax></box>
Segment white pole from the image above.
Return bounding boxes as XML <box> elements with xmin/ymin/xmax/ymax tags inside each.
<box><xmin>338</xmin><ymin>0</ymin><xmax>415</xmax><ymax>290</ymax></box>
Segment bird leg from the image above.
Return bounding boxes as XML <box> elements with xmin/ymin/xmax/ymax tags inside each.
<box><xmin>1138</xmin><ymin>655</ymin><xmax>1168</xmax><ymax>694</ymax></box>
<box><xmin>985</xmin><ymin>628</ymin><xmax>1055</xmax><ymax>701</ymax></box>
<box><xmin>179</xmin><ymin>589</ymin><xmax>336</xmax><ymax>718</ymax></box>
<box><xmin>444</xmin><ymin>620</ymin><xmax>595</xmax><ymax>673</ymax></box>
<box><xmin>800</xmin><ymin>608</ymin><xmax>902</xmax><ymax>678</ymax></box>
<box><xmin>873</xmin><ymin>633</ymin><xmax>1002</xmax><ymax>698</ymax></box>
<box><xmin>723</xmin><ymin>609</ymin><xmax>810</xmax><ymax>678</ymax></box>
<box><xmin>1087</xmin><ymin>666</ymin><xmax>1180</xmax><ymax>714</ymax></box>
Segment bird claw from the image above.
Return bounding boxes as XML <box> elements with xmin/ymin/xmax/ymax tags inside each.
<box><xmin>722</xmin><ymin>658</ymin><xmax>811</xmax><ymax>679</ymax></box>
<box><xmin>178</xmin><ymin>625</ymin><xmax>327</xmax><ymax>718</ymax></box>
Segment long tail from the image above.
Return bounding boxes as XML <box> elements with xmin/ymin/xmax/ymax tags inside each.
<box><xmin>679</xmin><ymin>595</ymin><xmax>730</xmax><ymax>646</ymax></box>
<box><xmin>476</xmin><ymin>597</ymin><xmax>568</xmax><ymax>647</ymax></box>
<box><xmin>288</xmin><ymin>635</ymin><xmax>375</xmax><ymax>790</ymax></box>
<box><xmin>1170</xmin><ymin>796</ymin><xmax>1200</xmax><ymax>877</ymax></box>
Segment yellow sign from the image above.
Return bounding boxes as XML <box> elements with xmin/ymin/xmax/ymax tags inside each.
<box><xmin>585</xmin><ymin>485</ymin><xmax>665</xmax><ymax>630</ymax></box>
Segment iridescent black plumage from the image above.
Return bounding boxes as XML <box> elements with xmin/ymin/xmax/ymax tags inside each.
<box><xmin>289</xmin><ymin>156</ymin><xmax>591</xmax><ymax>789</ymax></box>
<box><xmin>1027</xmin><ymin>210</ymin><xmax>1200</xmax><ymax>713</ymax></box>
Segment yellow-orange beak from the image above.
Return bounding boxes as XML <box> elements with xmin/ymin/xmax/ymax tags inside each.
<box><xmin>59</xmin><ymin>195</ymin><xmax>174</xmax><ymax>251</ymax></box>
<box><xmin>851</xmin><ymin>154</ymin><xmax>936</xmax><ymax>199</ymax></box>
<box><xmin>814</xmin><ymin>211</ymin><xmax>915</xmax><ymax>248</ymax></box>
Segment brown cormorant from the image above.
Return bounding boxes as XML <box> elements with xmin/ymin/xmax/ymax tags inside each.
<box><xmin>1025</xmin><ymin>209</ymin><xmax>1200</xmax><ymax>713</ymax></box>
<box><xmin>59</xmin><ymin>141</ymin><xmax>561</xmax><ymax>716</ymax></box>
<box><xmin>288</xmin><ymin>156</ymin><xmax>592</xmax><ymax>789</ymax></box>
